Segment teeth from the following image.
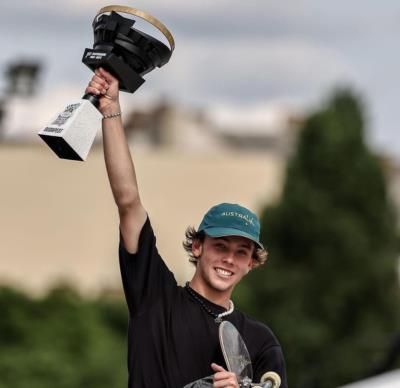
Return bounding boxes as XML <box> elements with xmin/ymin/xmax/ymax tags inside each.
<box><xmin>216</xmin><ymin>268</ymin><xmax>233</xmax><ymax>276</ymax></box>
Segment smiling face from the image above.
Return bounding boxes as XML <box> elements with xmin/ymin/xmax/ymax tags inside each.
<box><xmin>190</xmin><ymin>235</ymin><xmax>255</xmax><ymax>304</ymax></box>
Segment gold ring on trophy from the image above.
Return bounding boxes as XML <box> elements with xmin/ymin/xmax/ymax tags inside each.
<box><xmin>96</xmin><ymin>5</ymin><xmax>175</xmax><ymax>52</ymax></box>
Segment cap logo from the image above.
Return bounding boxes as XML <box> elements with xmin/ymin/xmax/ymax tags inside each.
<box><xmin>221</xmin><ymin>211</ymin><xmax>255</xmax><ymax>226</ymax></box>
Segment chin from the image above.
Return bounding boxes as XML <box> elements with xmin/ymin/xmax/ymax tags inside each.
<box><xmin>210</xmin><ymin>277</ymin><xmax>234</xmax><ymax>292</ymax></box>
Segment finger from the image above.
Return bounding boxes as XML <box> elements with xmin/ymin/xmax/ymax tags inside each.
<box><xmin>211</xmin><ymin>363</ymin><xmax>226</xmax><ymax>373</ymax></box>
<box><xmin>89</xmin><ymin>80</ymin><xmax>107</xmax><ymax>94</ymax></box>
<box><xmin>213</xmin><ymin>378</ymin><xmax>238</xmax><ymax>388</ymax></box>
<box><xmin>88</xmin><ymin>86</ymin><xmax>106</xmax><ymax>96</ymax></box>
<box><xmin>92</xmin><ymin>74</ymin><xmax>109</xmax><ymax>89</ymax></box>
<box><xmin>213</xmin><ymin>372</ymin><xmax>237</xmax><ymax>381</ymax></box>
<box><xmin>213</xmin><ymin>372</ymin><xmax>226</xmax><ymax>380</ymax></box>
<box><xmin>85</xmin><ymin>86</ymin><xmax>101</xmax><ymax>95</ymax></box>
<box><xmin>98</xmin><ymin>67</ymin><xmax>118</xmax><ymax>84</ymax></box>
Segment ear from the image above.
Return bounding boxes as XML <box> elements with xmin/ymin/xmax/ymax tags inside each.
<box><xmin>247</xmin><ymin>259</ymin><xmax>253</xmax><ymax>273</ymax></box>
<box><xmin>192</xmin><ymin>239</ymin><xmax>203</xmax><ymax>259</ymax></box>
<box><xmin>247</xmin><ymin>259</ymin><xmax>255</xmax><ymax>272</ymax></box>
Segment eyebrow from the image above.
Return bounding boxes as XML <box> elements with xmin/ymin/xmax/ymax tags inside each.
<box><xmin>214</xmin><ymin>237</ymin><xmax>252</xmax><ymax>250</ymax></box>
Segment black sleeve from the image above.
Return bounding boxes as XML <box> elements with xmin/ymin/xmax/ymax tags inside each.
<box><xmin>119</xmin><ymin>217</ymin><xmax>177</xmax><ymax>316</ymax></box>
<box><xmin>253</xmin><ymin>344</ymin><xmax>288</xmax><ymax>388</ymax></box>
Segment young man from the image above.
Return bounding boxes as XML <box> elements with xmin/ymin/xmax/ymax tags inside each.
<box><xmin>86</xmin><ymin>68</ymin><xmax>287</xmax><ymax>388</ymax></box>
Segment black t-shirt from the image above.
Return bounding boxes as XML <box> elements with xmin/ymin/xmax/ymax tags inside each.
<box><xmin>119</xmin><ymin>217</ymin><xmax>287</xmax><ymax>388</ymax></box>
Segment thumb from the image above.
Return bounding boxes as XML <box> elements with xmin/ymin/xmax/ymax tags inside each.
<box><xmin>211</xmin><ymin>363</ymin><xmax>226</xmax><ymax>372</ymax></box>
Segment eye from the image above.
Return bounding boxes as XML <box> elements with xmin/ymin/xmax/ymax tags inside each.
<box><xmin>214</xmin><ymin>242</ymin><xmax>227</xmax><ymax>251</ymax></box>
<box><xmin>237</xmin><ymin>249</ymin><xmax>251</xmax><ymax>257</ymax></box>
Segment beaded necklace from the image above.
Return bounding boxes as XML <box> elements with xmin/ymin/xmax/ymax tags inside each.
<box><xmin>185</xmin><ymin>282</ymin><xmax>234</xmax><ymax>323</ymax></box>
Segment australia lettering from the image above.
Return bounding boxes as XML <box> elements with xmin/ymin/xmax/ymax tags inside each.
<box><xmin>221</xmin><ymin>211</ymin><xmax>255</xmax><ymax>225</ymax></box>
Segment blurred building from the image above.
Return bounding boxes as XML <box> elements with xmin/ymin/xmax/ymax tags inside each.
<box><xmin>2</xmin><ymin>93</ymin><xmax>400</xmax><ymax>296</ymax></box>
<box><xmin>123</xmin><ymin>100</ymin><xmax>302</xmax><ymax>156</ymax></box>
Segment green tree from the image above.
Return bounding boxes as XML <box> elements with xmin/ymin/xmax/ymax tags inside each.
<box><xmin>0</xmin><ymin>286</ymin><xmax>127</xmax><ymax>388</ymax></box>
<box><xmin>236</xmin><ymin>89</ymin><xmax>400</xmax><ymax>387</ymax></box>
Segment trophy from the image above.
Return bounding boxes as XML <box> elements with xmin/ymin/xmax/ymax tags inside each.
<box><xmin>38</xmin><ymin>5</ymin><xmax>175</xmax><ymax>161</ymax></box>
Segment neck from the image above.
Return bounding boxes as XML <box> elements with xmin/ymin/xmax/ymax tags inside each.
<box><xmin>188</xmin><ymin>277</ymin><xmax>232</xmax><ymax>309</ymax></box>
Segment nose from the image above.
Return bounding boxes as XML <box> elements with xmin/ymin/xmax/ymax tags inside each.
<box><xmin>222</xmin><ymin>251</ymin><xmax>234</xmax><ymax>265</ymax></box>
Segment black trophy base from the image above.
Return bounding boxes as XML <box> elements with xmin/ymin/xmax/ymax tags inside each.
<box><xmin>82</xmin><ymin>49</ymin><xmax>145</xmax><ymax>93</ymax></box>
<box><xmin>38</xmin><ymin>134</ymin><xmax>83</xmax><ymax>161</ymax></box>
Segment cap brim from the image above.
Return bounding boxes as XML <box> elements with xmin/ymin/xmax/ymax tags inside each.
<box><xmin>202</xmin><ymin>227</ymin><xmax>264</xmax><ymax>249</ymax></box>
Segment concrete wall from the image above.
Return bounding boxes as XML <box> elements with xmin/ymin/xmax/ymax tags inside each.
<box><xmin>0</xmin><ymin>143</ymin><xmax>284</xmax><ymax>295</ymax></box>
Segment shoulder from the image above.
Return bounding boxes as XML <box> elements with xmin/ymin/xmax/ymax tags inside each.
<box><xmin>119</xmin><ymin>216</ymin><xmax>154</xmax><ymax>256</ymax></box>
<box><xmin>119</xmin><ymin>216</ymin><xmax>164</xmax><ymax>272</ymax></box>
<box><xmin>119</xmin><ymin>203</ymin><xmax>147</xmax><ymax>254</ymax></box>
<box><xmin>234</xmin><ymin>310</ymin><xmax>281</xmax><ymax>349</ymax></box>
<box><xmin>232</xmin><ymin>312</ymin><xmax>287</xmax><ymax>386</ymax></box>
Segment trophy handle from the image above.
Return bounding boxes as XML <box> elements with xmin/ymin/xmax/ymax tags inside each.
<box><xmin>95</xmin><ymin>5</ymin><xmax>175</xmax><ymax>52</ymax></box>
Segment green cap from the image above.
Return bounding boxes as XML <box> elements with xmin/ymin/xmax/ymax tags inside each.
<box><xmin>198</xmin><ymin>203</ymin><xmax>264</xmax><ymax>249</ymax></box>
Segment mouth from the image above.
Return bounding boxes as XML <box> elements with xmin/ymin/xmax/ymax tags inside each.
<box><xmin>215</xmin><ymin>267</ymin><xmax>234</xmax><ymax>278</ymax></box>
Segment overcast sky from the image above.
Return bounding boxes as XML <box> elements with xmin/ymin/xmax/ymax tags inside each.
<box><xmin>2</xmin><ymin>0</ymin><xmax>400</xmax><ymax>157</ymax></box>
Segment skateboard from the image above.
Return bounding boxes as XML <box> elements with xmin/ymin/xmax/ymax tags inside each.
<box><xmin>219</xmin><ymin>321</ymin><xmax>281</xmax><ymax>388</ymax></box>
<box><xmin>183</xmin><ymin>321</ymin><xmax>281</xmax><ymax>388</ymax></box>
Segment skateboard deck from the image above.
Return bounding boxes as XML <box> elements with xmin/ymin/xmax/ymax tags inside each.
<box><xmin>219</xmin><ymin>321</ymin><xmax>253</xmax><ymax>383</ymax></box>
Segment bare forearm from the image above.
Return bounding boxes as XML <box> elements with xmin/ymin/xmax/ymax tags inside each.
<box><xmin>86</xmin><ymin>67</ymin><xmax>146</xmax><ymax>252</ymax></box>
<box><xmin>85</xmin><ymin>67</ymin><xmax>141</xmax><ymax>210</ymax></box>
<box><xmin>102</xmin><ymin>111</ymin><xmax>141</xmax><ymax>209</ymax></box>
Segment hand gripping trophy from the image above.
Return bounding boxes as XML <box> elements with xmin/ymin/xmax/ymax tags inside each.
<box><xmin>38</xmin><ymin>5</ymin><xmax>175</xmax><ymax>161</ymax></box>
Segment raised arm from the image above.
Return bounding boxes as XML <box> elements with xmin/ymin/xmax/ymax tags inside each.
<box><xmin>85</xmin><ymin>67</ymin><xmax>147</xmax><ymax>253</ymax></box>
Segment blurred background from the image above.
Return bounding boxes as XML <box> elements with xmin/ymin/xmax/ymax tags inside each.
<box><xmin>1</xmin><ymin>0</ymin><xmax>400</xmax><ymax>387</ymax></box>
